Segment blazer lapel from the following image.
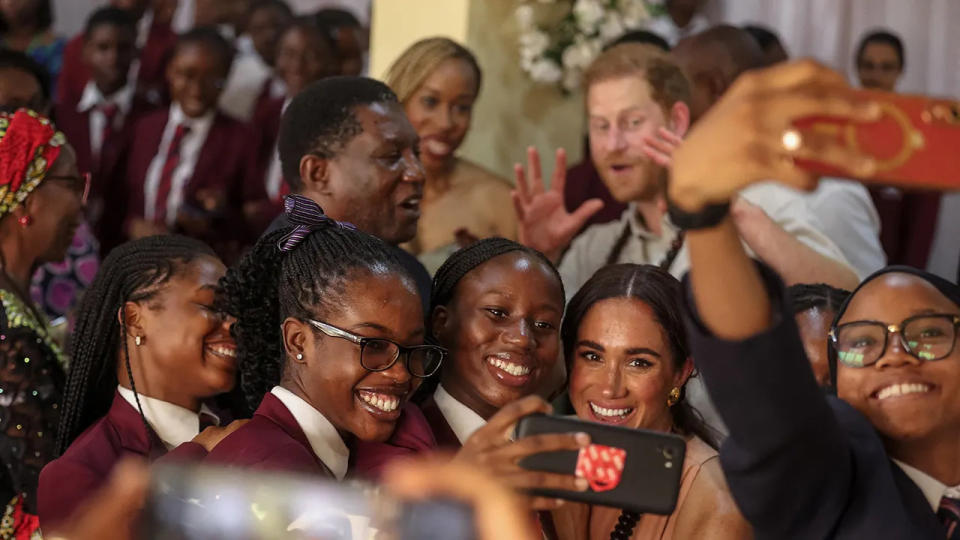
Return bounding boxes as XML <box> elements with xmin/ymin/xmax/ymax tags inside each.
<box><xmin>419</xmin><ymin>396</ymin><xmax>462</xmax><ymax>449</ymax></box>
<box><xmin>889</xmin><ymin>460</ymin><xmax>948</xmax><ymax>537</ymax></box>
<box><xmin>108</xmin><ymin>391</ymin><xmax>167</xmax><ymax>460</ymax></box>
<box><xmin>255</xmin><ymin>393</ymin><xmax>335</xmax><ymax>477</ymax></box>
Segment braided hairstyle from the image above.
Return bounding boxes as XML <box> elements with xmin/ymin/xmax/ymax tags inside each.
<box><xmin>415</xmin><ymin>238</ymin><xmax>564</xmax><ymax>401</ymax></box>
<box><xmin>788</xmin><ymin>283</ymin><xmax>850</xmax><ymax>316</ymax></box>
<box><xmin>562</xmin><ymin>264</ymin><xmax>720</xmax><ymax>449</ymax></box>
<box><xmin>55</xmin><ymin>235</ymin><xmax>217</xmax><ymax>456</ymax></box>
<box><xmin>220</xmin><ymin>224</ymin><xmax>414</xmax><ymax>413</ymax></box>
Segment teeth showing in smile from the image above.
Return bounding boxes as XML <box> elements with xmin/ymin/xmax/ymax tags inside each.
<box><xmin>358</xmin><ymin>391</ymin><xmax>399</xmax><ymax>412</ymax></box>
<box><xmin>876</xmin><ymin>383</ymin><xmax>931</xmax><ymax>400</ymax></box>
<box><xmin>487</xmin><ymin>357</ymin><xmax>531</xmax><ymax>377</ymax></box>
<box><xmin>208</xmin><ymin>345</ymin><xmax>236</xmax><ymax>358</ymax></box>
<box><xmin>590</xmin><ymin>402</ymin><xmax>633</xmax><ymax>418</ymax></box>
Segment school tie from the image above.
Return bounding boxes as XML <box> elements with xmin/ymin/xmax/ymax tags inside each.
<box><xmin>198</xmin><ymin>411</ymin><xmax>219</xmax><ymax>431</ymax></box>
<box><xmin>154</xmin><ymin>123</ymin><xmax>191</xmax><ymax>224</ymax></box>
<box><xmin>938</xmin><ymin>495</ymin><xmax>960</xmax><ymax>538</ymax></box>
<box><xmin>96</xmin><ymin>103</ymin><xmax>119</xmax><ymax>175</ymax></box>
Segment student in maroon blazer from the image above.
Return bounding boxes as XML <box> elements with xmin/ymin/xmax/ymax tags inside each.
<box><xmin>57</xmin><ymin>0</ymin><xmax>177</xmax><ymax>110</ymax></box>
<box><xmin>116</xmin><ymin>27</ymin><xmax>258</xmax><ymax>261</ymax></box>
<box><xmin>207</xmin><ymin>195</ymin><xmax>447</xmax><ymax>480</ymax></box>
<box><xmin>54</xmin><ymin>7</ymin><xmax>155</xmax><ymax>241</ymax></box>
<box><xmin>38</xmin><ymin>236</ymin><xmax>245</xmax><ymax>530</ymax></box>
<box><xmin>244</xmin><ymin>16</ymin><xmax>340</xmax><ymax>235</ymax></box>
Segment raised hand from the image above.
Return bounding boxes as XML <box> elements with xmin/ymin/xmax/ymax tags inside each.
<box><xmin>642</xmin><ymin>127</ymin><xmax>685</xmax><ymax>167</ymax></box>
<box><xmin>512</xmin><ymin>147</ymin><xmax>604</xmax><ymax>261</ymax></box>
<box><xmin>669</xmin><ymin>60</ymin><xmax>881</xmax><ymax>212</ymax></box>
<box><xmin>455</xmin><ymin>395</ymin><xmax>590</xmax><ymax>511</ymax></box>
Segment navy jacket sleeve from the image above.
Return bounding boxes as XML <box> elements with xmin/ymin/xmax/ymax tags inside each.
<box><xmin>680</xmin><ymin>263</ymin><xmax>852</xmax><ymax>538</ymax></box>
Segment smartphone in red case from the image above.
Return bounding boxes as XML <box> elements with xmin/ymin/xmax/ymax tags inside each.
<box><xmin>515</xmin><ymin>414</ymin><xmax>686</xmax><ymax>514</ymax></box>
<box><xmin>791</xmin><ymin>89</ymin><xmax>960</xmax><ymax>190</ymax></box>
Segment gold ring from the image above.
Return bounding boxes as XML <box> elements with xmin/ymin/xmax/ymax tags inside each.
<box><xmin>781</xmin><ymin>129</ymin><xmax>802</xmax><ymax>152</ymax></box>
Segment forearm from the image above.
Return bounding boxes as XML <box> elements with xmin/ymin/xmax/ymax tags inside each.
<box><xmin>687</xmin><ymin>217</ymin><xmax>772</xmax><ymax>341</ymax></box>
<box><xmin>734</xmin><ymin>204</ymin><xmax>859</xmax><ymax>290</ymax></box>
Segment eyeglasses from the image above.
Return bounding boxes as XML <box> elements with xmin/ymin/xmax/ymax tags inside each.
<box><xmin>46</xmin><ymin>172</ymin><xmax>91</xmax><ymax>205</ymax></box>
<box><xmin>307</xmin><ymin>319</ymin><xmax>445</xmax><ymax>378</ymax></box>
<box><xmin>829</xmin><ymin>314</ymin><xmax>960</xmax><ymax>368</ymax></box>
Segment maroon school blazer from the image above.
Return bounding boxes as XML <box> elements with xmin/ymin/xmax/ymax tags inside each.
<box><xmin>203</xmin><ymin>392</ymin><xmax>334</xmax><ymax>477</ymax></box>
<box><xmin>37</xmin><ymin>392</ymin><xmax>207</xmax><ymax>530</ymax></box>
<box><xmin>418</xmin><ymin>395</ymin><xmax>462</xmax><ymax>450</ymax></box>
<box><xmin>349</xmin><ymin>402</ymin><xmax>437</xmax><ymax>481</ymax></box>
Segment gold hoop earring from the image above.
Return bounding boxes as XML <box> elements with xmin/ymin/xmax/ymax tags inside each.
<box><xmin>666</xmin><ymin>387</ymin><xmax>681</xmax><ymax>407</ymax></box>
<box><xmin>134</xmin><ymin>336</ymin><xmax>142</xmax><ymax>347</ymax></box>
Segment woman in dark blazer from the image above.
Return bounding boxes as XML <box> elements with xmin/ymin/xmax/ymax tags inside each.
<box><xmin>660</xmin><ymin>59</ymin><xmax>957</xmax><ymax>538</ymax></box>
<box><xmin>39</xmin><ymin>236</ymin><xmax>243</xmax><ymax>530</ymax></box>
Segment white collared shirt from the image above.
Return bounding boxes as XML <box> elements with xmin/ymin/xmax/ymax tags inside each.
<box><xmin>143</xmin><ymin>104</ymin><xmax>216</xmax><ymax>225</ymax></box>
<box><xmin>894</xmin><ymin>459</ymin><xmax>960</xmax><ymax>511</ymax></box>
<box><xmin>117</xmin><ymin>385</ymin><xmax>219</xmax><ymax>450</ymax></box>
<box><xmin>433</xmin><ymin>385</ymin><xmax>487</xmax><ymax>444</ymax></box>
<box><xmin>265</xmin><ymin>97</ymin><xmax>292</xmax><ymax>200</ymax></box>
<box><xmin>270</xmin><ymin>386</ymin><xmax>349</xmax><ymax>480</ymax></box>
<box><xmin>76</xmin><ymin>81</ymin><xmax>135</xmax><ymax>161</ymax></box>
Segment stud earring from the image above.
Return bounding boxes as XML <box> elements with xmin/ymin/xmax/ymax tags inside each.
<box><xmin>17</xmin><ymin>215</ymin><xmax>31</xmax><ymax>227</ymax></box>
<box><xmin>666</xmin><ymin>387</ymin><xmax>681</xmax><ymax>407</ymax></box>
<box><xmin>134</xmin><ymin>336</ymin><xmax>142</xmax><ymax>346</ymax></box>
<box><xmin>296</xmin><ymin>353</ymin><xmax>303</xmax><ymax>360</ymax></box>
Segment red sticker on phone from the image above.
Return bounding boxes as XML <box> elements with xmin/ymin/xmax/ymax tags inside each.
<box><xmin>575</xmin><ymin>444</ymin><xmax>626</xmax><ymax>492</ymax></box>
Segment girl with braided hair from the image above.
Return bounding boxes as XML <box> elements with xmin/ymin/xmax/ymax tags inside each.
<box><xmin>788</xmin><ymin>283</ymin><xmax>850</xmax><ymax>389</ymax></box>
<box><xmin>204</xmin><ymin>195</ymin><xmax>444</xmax><ymax>478</ymax></box>
<box><xmin>38</xmin><ymin>234</ymin><xmax>245</xmax><ymax>530</ymax></box>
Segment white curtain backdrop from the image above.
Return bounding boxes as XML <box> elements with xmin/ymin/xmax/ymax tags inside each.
<box><xmin>708</xmin><ymin>0</ymin><xmax>960</xmax><ymax>280</ymax></box>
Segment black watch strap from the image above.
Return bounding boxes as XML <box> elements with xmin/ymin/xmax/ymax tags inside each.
<box><xmin>666</xmin><ymin>198</ymin><xmax>731</xmax><ymax>230</ymax></box>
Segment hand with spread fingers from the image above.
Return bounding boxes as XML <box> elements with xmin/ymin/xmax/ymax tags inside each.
<box><xmin>668</xmin><ymin>60</ymin><xmax>881</xmax><ymax>212</ymax></box>
<box><xmin>454</xmin><ymin>395</ymin><xmax>590</xmax><ymax>510</ymax></box>
<box><xmin>512</xmin><ymin>147</ymin><xmax>604</xmax><ymax>262</ymax></box>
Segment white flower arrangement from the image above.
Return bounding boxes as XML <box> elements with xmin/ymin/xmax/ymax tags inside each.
<box><xmin>516</xmin><ymin>0</ymin><xmax>664</xmax><ymax>93</ymax></box>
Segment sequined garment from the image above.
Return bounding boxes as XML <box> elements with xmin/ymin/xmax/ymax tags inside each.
<box><xmin>0</xmin><ymin>290</ymin><xmax>65</xmax><ymax>540</ymax></box>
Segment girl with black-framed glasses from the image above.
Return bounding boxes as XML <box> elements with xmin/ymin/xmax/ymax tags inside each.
<box><xmin>207</xmin><ymin>195</ymin><xmax>444</xmax><ymax>481</ymax></box>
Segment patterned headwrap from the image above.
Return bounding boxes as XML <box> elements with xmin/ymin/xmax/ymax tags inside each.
<box><xmin>0</xmin><ymin>109</ymin><xmax>66</xmax><ymax>219</ymax></box>
<box><xmin>276</xmin><ymin>194</ymin><xmax>357</xmax><ymax>252</ymax></box>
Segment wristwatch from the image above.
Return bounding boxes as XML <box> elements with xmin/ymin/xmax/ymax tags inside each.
<box><xmin>666</xmin><ymin>198</ymin><xmax>731</xmax><ymax>230</ymax></box>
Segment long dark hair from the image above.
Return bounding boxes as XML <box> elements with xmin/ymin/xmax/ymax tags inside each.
<box><xmin>55</xmin><ymin>235</ymin><xmax>218</xmax><ymax>456</ymax></box>
<box><xmin>219</xmin><ymin>222</ymin><xmax>414</xmax><ymax>413</ymax></box>
<box><xmin>561</xmin><ymin>263</ymin><xmax>719</xmax><ymax>449</ymax></box>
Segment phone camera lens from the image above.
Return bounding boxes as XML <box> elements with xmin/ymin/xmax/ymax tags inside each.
<box><xmin>662</xmin><ymin>447</ymin><xmax>675</xmax><ymax>459</ymax></box>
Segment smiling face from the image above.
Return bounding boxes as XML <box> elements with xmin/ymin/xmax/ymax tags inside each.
<box><xmin>132</xmin><ymin>256</ymin><xmax>237</xmax><ymax>404</ymax></box>
<box><xmin>587</xmin><ymin>76</ymin><xmax>669</xmax><ymax>203</ymax></box>
<box><xmin>291</xmin><ymin>269</ymin><xmax>423</xmax><ymax>443</ymax></box>
<box><xmin>568</xmin><ymin>297</ymin><xmax>689</xmax><ymax>431</ymax></box>
<box><xmin>166</xmin><ymin>42</ymin><xmax>229</xmax><ymax>118</ymax></box>
<box><xmin>321</xmin><ymin>101</ymin><xmax>425</xmax><ymax>245</ymax></box>
<box><xmin>403</xmin><ymin>57</ymin><xmax>478</xmax><ymax>173</ymax></box>
<box><xmin>274</xmin><ymin>24</ymin><xmax>338</xmax><ymax>97</ymax></box>
<box><xmin>434</xmin><ymin>252</ymin><xmax>564</xmax><ymax>420</ymax></box>
<box><xmin>836</xmin><ymin>273</ymin><xmax>960</xmax><ymax>445</ymax></box>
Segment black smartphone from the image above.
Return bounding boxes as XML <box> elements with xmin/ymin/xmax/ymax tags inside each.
<box><xmin>140</xmin><ymin>463</ymin><xmax>476</xmax><ymax>540</ymax></box>
<box><xmin>514</xmin><ymin>414</ymin><xmax>686</xmax><ymax>515</ymax></box>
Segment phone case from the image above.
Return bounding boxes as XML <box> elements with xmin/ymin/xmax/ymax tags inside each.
<box><xmin>791</xmin><ymin>90</ymin><xmax>960</xmax><ymax>190</ymax></box>
<box><xmin>514</xmin><ymin>414</ymin><xmax>686</xmax><ymax>515</ymax></box>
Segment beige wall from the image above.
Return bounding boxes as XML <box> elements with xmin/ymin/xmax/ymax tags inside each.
<box><xmin>370</xmin><ymin>0</ymin><xmax>586</xmax><ymax>182</ymax></box>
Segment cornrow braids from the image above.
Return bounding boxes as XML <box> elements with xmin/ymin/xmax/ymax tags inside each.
<box><xmin>415</xmin><ymin>238</ymin><xmax>564</xmax><ymax>402</ymax></box>
<box><xmin>55</xmin><ymin>235</ymin><xmax>217</xmax><ymax>456</ymax></box>
<box><xmin>220</xmin><ymin>224</ymin><xmax>414</xmax><ymax>412</ymax></box>
<box><xmin>430</xmin><ymin>238</ymin><xmax>563</xmax><ymax>316</ymax></box>
<box><xmin>788</xmin><ymin>283</ymin><xmax>850</xmax><ymax>316</ymax></box>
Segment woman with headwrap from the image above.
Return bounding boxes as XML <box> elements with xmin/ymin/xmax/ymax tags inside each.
<box><xmin>0</xmin><ymin>109</ymin><xmax>85</xmax><ymax>539</ymax></box>
<box><xmin>669</xmin><ymin>59</ymin><xmax>958</xmax><ymax>537</ymax></box>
